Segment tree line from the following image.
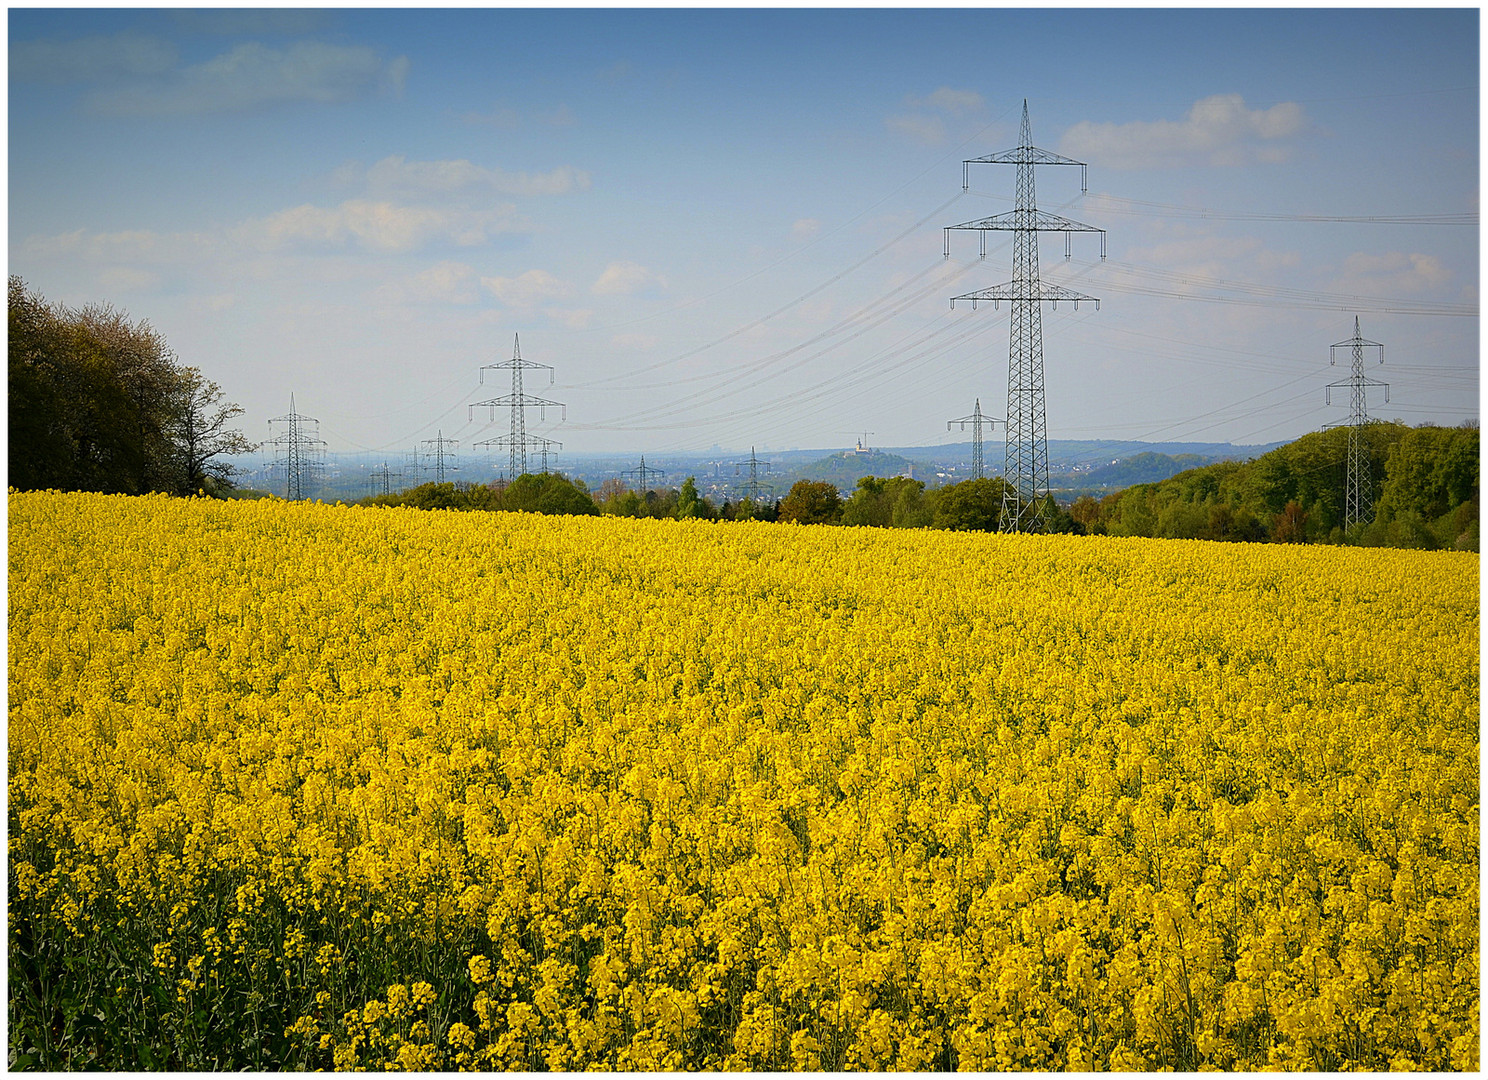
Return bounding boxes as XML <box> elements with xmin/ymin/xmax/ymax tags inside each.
<box><xmin>12</xmin><ymin>280</ymin><xmax>1475</xmax><ymax>551</ymax></box>
<box><xmin>362</xmin><ymin>423</ymin><xmax>1478</xmax><ymax>554</ymax></box>
<box><xmin>9</xmin><ymin>278</ymin><xmax>253</xmax><ymax>496</ymax></box>
<box><xmin>1069</xmin><ymin>421</ymin><xmax>1478</xmax><ymax>551</ymax></box>
<box><xmin>357</xmin><ymin>472</ymin><xmax>1057</xmax><ymax>534</ymax></box>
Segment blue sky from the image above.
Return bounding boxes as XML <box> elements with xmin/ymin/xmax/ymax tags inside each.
<box><xmin>9</xmin><ymin>6</ymin><xmax>1479</xmax><ymax>461</ymax></box>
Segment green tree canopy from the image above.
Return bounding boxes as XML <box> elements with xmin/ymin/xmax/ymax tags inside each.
<box><xmin>9</xmin><ymin>277</ymin><xmax>253</xmax><ymax>497</ymax></box>
<box><xmin>928</xmin><ymin>477</ymin><xmax>1013</xmax><ymax>532</ymax></box>
<box><xmin>502</xmin><ymin>472</ymin><xmax>599</xmax><ymax>516</ymax></box>
<box><xmin>778</xmin><ymin>480</ymin><xmax>843</xmax><ymax>525</ymax></box>
<box><xmin>841</xmin><ymin>475</ymin><xmax>929</xmax><ymax>529</ymax></box>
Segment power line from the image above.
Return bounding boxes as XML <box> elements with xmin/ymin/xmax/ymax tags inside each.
<box><xmin>1068</xmin><ymin>191</ymin><xmax>1476</xmax><ymax>226</ymax></box>
<box><xmin>470</xmin><ymin>334</ymin><xmax>566</xmax><ymax>480</ymax></box>
<box><xmin>417</xmin><ymin>430</ymin><xmax>459</xmax><ymax>485</ymax></box>
<box><xmin>946</xmin><ymin>99</ymin><xmax>1106</xmax><ymax>532</ymax></box>
<box><xmin>622</xmin><ymin>456</ymin><xmax>667</xmax><ymax>493</ymax></box>
<box><xmin>1093</xmin><ymin>259</ymin><xmax>1476</xmax><ymax>317</ymax></box>
<box><xmin>731</xmin><ymin>446</ymin><xmax>772</xmax><ymax>502</ymax></box>
<box><xmin>946</xmin><ymin>398</ymin><xmax>1004</xmax><ymax>480</ymax></box>
<box><xmin>570</xmin><ymin>193</ymin><xmax>970</xmax><ymax>390</ymax></box>
<box><xmin>266</xmin><ymin>394</ymin><xmax>326</xmax><ymax>501</ymax></box>
<box><xmin>1324</xmin><ymin>317</ymin><xmax>1388</xmax><ymax>530</ymax></box>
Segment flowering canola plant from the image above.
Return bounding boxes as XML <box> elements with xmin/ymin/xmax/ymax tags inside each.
<box><xmin>8</xmin><ymin>490</ymin><xmax>1478</xmax><ymax>1070</ymax></box>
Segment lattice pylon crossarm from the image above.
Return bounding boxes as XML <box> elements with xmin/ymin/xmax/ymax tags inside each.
<box><xmin>945</xmin><ymin>101</ymin><xmax>1102</xmax><ymax>534</ymax></box>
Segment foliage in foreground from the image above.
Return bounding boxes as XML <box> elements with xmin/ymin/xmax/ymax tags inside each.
<box><xmin>8</xmin><ymin>492</ymin><xmax>1479</xmax><ymax>1070</ymax></box>
<box><xmin>8</xmin><ymin>277</ymin><xmax>253</xmax><ymax>497</ymax></box>
<box><xmin>359</xmin><ymin>472</ymin><xmax>599</xmax><ymax>517</ymax></box>
<box><xmin>1076</xmin><ymin>422</ymin><xmax>1479</xmax><ymax>550</ymax></box>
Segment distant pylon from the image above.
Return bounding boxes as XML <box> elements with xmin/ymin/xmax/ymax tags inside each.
<box><xmin>419</xmin><ymin>430</ymin><xmax>459</xmax><ymax>484</ymax></box>
<box><xmin>374</xmin><ymin>461</ymin><xmax>401</xmax><ymax>496</ymax></box>
<box><xmin>528</xmin><ymin>435</ymin><xmax>561</xmax><ymax>475</ymax></box>
<box><xmin>267</xmin><ymin>394</ymin><xmax>326</xmax><ymax>500</ymax></box>
<box><xmin>1325</xmin><ymin>317</ymin><xmax>1388</xmax><ymax>530</ymax></box>
<box><xmin>946</xmin><ymin>398</ymin><xmax>1005</xmax><ymax>481</ymax></box>
<box><xmin>732</xmin><ymin>446</ymin><xmax>772</xmax><ymax>501</ymax></box>
<box><xmin>471</xmin><ymin>334</ymin><xmax>566</xmax><ymax>481</ymax></box>
<box><xmin>946</xmin><ymin>100</ymin><xmax>1105</xmax><ymax>532</ymax></box>
<box><xmin>623</xmin><ymin>456</ymin><xmax>667</xmax><ymax>493</ymax></box>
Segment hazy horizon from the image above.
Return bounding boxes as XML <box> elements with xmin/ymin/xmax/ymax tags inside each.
<box><xmin>11</xmin><ymin>8</ymin><xmax>1478</xmax><ymax>459</ymax></box>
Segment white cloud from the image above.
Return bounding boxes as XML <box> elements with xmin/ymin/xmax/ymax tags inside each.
<box><xmin>23</xmin><ymin>226</ymin><xmax>216</xmax><ymax>265</ymax></box>
<box><xmin>170</xmin><ymin>10</ymin><xmax>329</xmax><ymax>36</ymax></box>
<box><xmin>85</xmin><ymin>40</ymin><xmax>408</xmax><ymax>116</ymax></box>
<box><xmin>11</xmin><ymin>32</ymin><xmax>178</xmax><ymax>82</ymax></box>
<box><xmin>376</xmin><ymin>261</ymin><xmax>482</xmax><ymax>305</ymax></box>
<box><xmin>539</xmin><ymin>104</ymin><xmax>577</xmax><ymax>127</ymax></box>
<box><xmin>910</xmin><ymin>87</ymin><xmax>984</xmax><ymax>114</ymax></box>
<box><xmin>1120</xmin><ymin>225</ymin><xmax>1304</xmax><ymax>301</ymax></box>
<box><xmin>97</xmin><ymin>267</ymin><xmax>161</xmax><ymax>293</ymax></box>
<box><xmin>460</xmin><ymin>104</ymin><xmax>521</xmax><ymax>128</ymax></box>
<box><xmin>1126</xmin><ymin>231</ymin><xmax>1267</xmax><ymax>270</ymax></box>
<box><xmin>610</xmin><ymin>332</ymin><xmax>657</xmax><ymax>350</ymax></box>
<box><xmin>459</xmin><ymin>102</ymin><xmax>577</xmax><ymax>129</ymax></box>
<box><xmin>1060</xmin><ymin>94</ymin><xmax>1307</xmax><ymax>169</ymax></box>
<box><xmin>886</xmin><ymin>112</ymin><xmax>946</xmax><ymax>146</ymax></box>
<box><xmin>238</xmin><ymin>200</ymin><xmax>520</xmax><ymax>253</ymax></box>
<box><xmin>481</xmin><ymin>270</ymin><xmax>572</xmax><ymax>308</ymax></box>
<box><xmin>591</xmin><ymin>261</ymin><xmax>666</xmax><ymax>297</ymax></box>
<box><xmin>792</xmin><ymin>218</ymin><xmax>821</xmax><ymax>240</ymax></box>
<box><xmin>360</xmin><ymin>155</ymin><xmax>590</xmax><ymax>199</ymax></box>
<box><xmin>1333</xmin><ymin>251</ymin><xmax>1451</xmax><ymax>296</ymax></box>
<box><xmin>543</xmin><ymin>307</ymin><xmax>594</xmax><ymax>330</ymax></box>
<box><xmin>191</xmin><ymin>293</ymin><xmax>237</xmax><ymax>313</ymax></box>
<box><xmin>887</xmin><ymin>86</ymin><xmax>984</xmax><ymax>146</ymax></box>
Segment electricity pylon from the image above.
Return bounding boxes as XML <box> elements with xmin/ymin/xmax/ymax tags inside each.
<box><xmin>732</xmin><ymin>446</ymin><xmax>772</xmax><ymax>501</ymax></box>
<box><xmin>419</xmin><ymin>430</ymin><xmax>459</xmax><ymax>484</ymax></box>
<box><xmin>471</xmin><ymin>334</ymin><xmax>566</xmax><ymax>481</ymax></box>
<box><xmin>623</xmin><ymin>456</ymin><xmax>666</xmax><ymax>493</ymax></box>
<box><xmin>946</xmin><ymin>398</ymin><xmax>1005</xmax><ymax>481</ymax></box>
<box><xmin>267</xmin><ymin>394</ymin><xmax>325</xmax><ymax>501</ymax></box>
<box><xmin>945</xmin><ymin>99</ymin><xmax>1105</xmax><ymax>532</ymax></box>
<box><xmin>1326</xmin><ymin>317</ymin><xmax>1388</xmax><ymax>530</ymax></box>
<box><xmin>529</xmin><ymin>435</ymin><xmax>562</xmax><ymax>475</ymax></box>
<box><xmin>374</xmin><ymin>461</ymin><xmax>402</xmax><ymax>496</ymax></box>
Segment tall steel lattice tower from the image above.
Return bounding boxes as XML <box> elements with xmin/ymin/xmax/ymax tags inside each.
<box><xmin>1326</xmin><ymin>317</ymin><xmax>1388</xmax><ymax>530</ymax></box>
<box><xmin>946</xmin><ymin>398</ymin><xmax>1004</xmax><ymax>481</ymax></box>
<box><xmin>267</xmin><ymin>394</ymin><xmax>326</xmax><ymax>500</ymax></box>
<box><xmin>526</xmin><ymin>435</ymin><xmax>561</xmax><ymax>475</ymax></box>
<box><xmin>946</xmin><ymin>100</ymin><xmax>1105</xmax><ymax>532</ymax></box>
<box><xmin>623</xmin><ymin>456</ymin><xmax>667</xmax><ymax>493</ymax></box>
<box><xmin>419</xmin><ymin>430</ymin><xmax>459</xmax><ymax>484</ymax></box>
<box><xmin>374</xmin><ymin>461</ymin><xmax>401</xmax><ymax>497</ymax></box>
<box><xmin>732</xmin><ymin>446</ymin><xmax>772</xmax><ymax>502</ymax></box>
<box><xmin>471</xmin><ymin>334</ymin><xmax>566</xmax><ymax>481</ymax></box>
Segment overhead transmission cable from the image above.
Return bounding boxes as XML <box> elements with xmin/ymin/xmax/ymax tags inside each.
<box><xmin>1071</xmin><ymin>192</ymin><xmax>1476</xmax><ymax>226</ymax></box>
<box><xmin>567</xmin><ymin>99</ymin><xmax>1025</xmax><ymax>341</ymax></box>
<box><xmin>1089</xmin><ymin>259</ymin><xmax>1475</xmax><ymax>317</ymax></box>
<box><xmin>571</xmin><ymin>191</ymin><xmax>971</xmax><ymax>389</ymax></box>
<box><xmin>571</xmin><ymin>257</ymin><xmax>980</xmax><ymax>430</ymax></box>
<box><xmin>602</xmin><ymin>254</ymin><xmax>957</xmax><ymax>392</ymax></box>
<box><xmin>657</xmin><ymin>242</ymin><xmax>1110</xmax><ymax>452</ymax></box>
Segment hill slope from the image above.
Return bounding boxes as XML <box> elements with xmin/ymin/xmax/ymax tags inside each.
<box><xmin>1084</xmin><ymin>421</ymin><xmax>1479</xmax><ymax>549</ymax></box>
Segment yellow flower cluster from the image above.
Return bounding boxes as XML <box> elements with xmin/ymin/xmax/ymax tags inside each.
<box><xmin>8</xmin><ymin>490</ymin><xmax>1478</xmax><ymax>1070</ymax></box>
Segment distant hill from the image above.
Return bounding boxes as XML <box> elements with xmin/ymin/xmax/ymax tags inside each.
<box><xmin>795</xmin><ymin>450</ymin><xmax>917</xmax><ymax>494</ymax></box>
<box><xmin>1075</xmin><ymin>451</ymin><xmax>1222</xmax><ymax>487</ymax></box>
<box><xmin>1089</xmin><ymin>421</ymin><xmax>1478</xmax><ymax>549</ymax></box>
<box><xmin>891</xmin><ymin>439</ymin><xmax>1284</xmax><ymax>469</ymax></box>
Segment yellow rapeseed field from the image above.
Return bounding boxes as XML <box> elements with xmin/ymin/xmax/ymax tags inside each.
<box><xmin>8</xmin><ymin>490</ymin><xmax>1479</xmax><ymax>1070</ymax></box>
